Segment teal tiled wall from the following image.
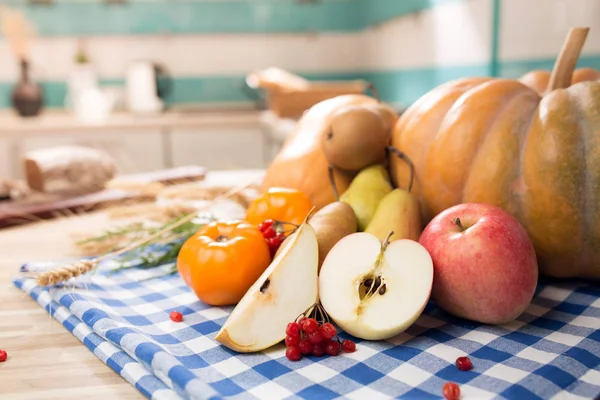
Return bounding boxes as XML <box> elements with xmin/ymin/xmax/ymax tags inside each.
<box><xmin>1</xmin><ymin>0</ymin><xmax>451</xmax><ymax>36</ymax></box>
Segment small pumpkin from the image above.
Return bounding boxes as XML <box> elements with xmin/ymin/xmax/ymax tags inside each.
<box><xmin>177</xmin><ymin>220</ymin><xmax>271</xmax><ymax>306</ymax></box>
<box><xmin>520</xmin><ymin>67</ymin><xmax>600</xmax><ymax>95</ymax></box>
<box><xmin>260</xmin><ymin>94</ymin><xmax>398</xmax><ymax>210</ymax></box>
<box><xmin>389</xmin><ymin>27</ymin><xmax>600</xmax><ymax>279</ymax></box>
<box><xmin>245</xmin><ymin>187</ymin><xmax>314</xmax><ymax>226</ymax></box>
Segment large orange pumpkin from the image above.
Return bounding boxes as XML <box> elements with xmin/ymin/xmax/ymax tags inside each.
<box><xmin>389</xmin><ymin>27</ymin><xmax>600</xmax><ymax>279</ymax></box>
<box><xmin>260</xmin><ymin>94</ymin><xmax>398</xmax><ymax>210</ymax></box>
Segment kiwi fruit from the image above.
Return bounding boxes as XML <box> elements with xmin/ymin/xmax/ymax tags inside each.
<box><xmin>321</xmin><ymin>105</ymin><xmax>390</xmax><ymax>171</ymax></box>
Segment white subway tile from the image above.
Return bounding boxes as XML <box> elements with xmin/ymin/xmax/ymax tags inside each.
<box><xmin>500</xmin><ymin>0</ymin><xmax>600</xmax><ymax>60</ymax></box>
<box><xmin>0</xmin><ymin>32</ymin><xmax>364</xmax><ymax>82</ymax></box>
<box><xmin>364</xmin><ymin>0</ymin><xmax>493</xmax><ymax>70</ymax></box>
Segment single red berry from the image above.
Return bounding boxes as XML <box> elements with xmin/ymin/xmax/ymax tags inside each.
<box><xmin>258</xmin><ymin>219</ymin><xmax>274</xmax><ymax>232</ymax></box>
<box><xmin>320</xmin><ymin>322</ymin><xmax>336</xmax><ymax>340</ymax></box>
<box><xmin>301</xmin><ymin>318</ymin><xmax>319</xmax><ymax>334</ymax></box>
<box><xmin>308</xmin><ymin>331</ymin><xmax>324</xmax><ymax>345</ymax></box>
<box><xmin>267</xmin><ymin>237</ymin><xmax>282</xmax><ymax>248</ymax></box>
<box><xmin>342</xmin><ymin>339</ymin><xmax>356</xmax><ymax>353</ymax></box>
<box><xmin>298</xmin><ymin>339</ymin><xmax>313</xmax><ymax>355</ymax></box>
<box><xmin>169</xmin><ymin>311</ymin><xmax>183</xmax><ymax>322</ymax></box>
<box><xmin>285</xmin><ymin>335</ymin><xmax>300</xmax><ymax>347</ymax></box>
<box><xmin>325</xmin><ymin>340</ymin><xmax>340</xmax><ymax>356</ymax></box>
<box><xmin>286</xmin><ymin>346</ymin><xmax>302</xmax><ymax>361</ymax></box>
<box><xmin>263</xmin><ymin>227</ymin><xmax>276</xmax><ymax>238</ymax></box>
<box><xmin>442</xmin><ymin>382</ymin><xmax>460</xmax><ymax>400</ymax></box>
<box><xmin>456</xmin><ymin>356</ymin><xmax>472</xmax><ymax>371</ymax></box>
<box><xmin>0</xmin><ymin>349</ymin><xmax>7</xmax><ymax>362</ymax></box>
<box><xmin>286</xmin><ymin>322</ymin><xmax>300</xmax><ymax>337</ymax></box>
<box><xmin>311</xmin><ymin>342</ymin><xmax>325</xmax><ymax>357</ymax></box>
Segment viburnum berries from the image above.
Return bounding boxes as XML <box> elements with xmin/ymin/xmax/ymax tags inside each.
<box><xmin>455</xmin><ymin>356</ymin><xmax>473</xmax><ymax>371</ymax></box>
<box><xmin>442</xmin><ymin>382</ymin><xmax>460</xmax><ymax>400</ymax></box>
<box><xmin>258</xmin><ymin>219</ymin><xmax>298</xmax><ymax>258</ymax></box>
<box><xmin>284</xmin><ymin>302</ymin><xmax>356</xmax><ymax>362</ymax></box>
<box><xmin>341</xmin><ymin>340</ymin><xmax>356</xmax><ymax>353</ymax></box>
<box><xmin>169</xmin><ymin>311</ymin><xmax>183</xmax><ymax>322</ymax></box>
<box><xmin>0</xmin><ymin>349</ymin><xmax>7</xmax><ymax>362</ymax></box>
<box><xmin>285</xmin><ymin>346</ymin><xmax>302</xmax><ymax>361</ymax></box>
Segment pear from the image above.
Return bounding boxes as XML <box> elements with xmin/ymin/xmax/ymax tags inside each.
<box><xmin>310</xmin><ymin>165</ymin><xmax>358</xmax><ymax>270</ymax></box>
<box><xmin>365</xmin><ymin>188</ymin><xmax>422</xmax><ymax>242</ymax></box>
<box><xmin>311</xmin><ymin>202</ymin><xmax>357</xmax><ymax>271</ymax></box>
<box><xmin>340</xmin><ymin>164</ymin><xmax>393</xmax><ymax>231</ymax></box>
<box><xmin>215</xmin><ymin>210</ymin><xmax>319</xmax><ymax>353</ymax></box>
<box><xmin>274</xmin><ymin>166</ymin><xmax>357</xmax><ymax>272</ymax></box>
<box><xmin>321</xmin><ymin>105</ymin><xmax>390</xmax><ymax>171</ymax></box>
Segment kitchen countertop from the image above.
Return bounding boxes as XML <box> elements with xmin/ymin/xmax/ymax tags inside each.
<box><xmin>0</xmin><ymin>210</ymin><xmax>146</xmax><ymax>400</ymax></box>
<box><xmin>0</xmin><ymin>169</ymin><xmax>264</xmax><ymax>400</ymax></box>
<box><xmin>0</xmin><ymin>106</ymin><xmax>265</xmax><ymax>137</ymax></box>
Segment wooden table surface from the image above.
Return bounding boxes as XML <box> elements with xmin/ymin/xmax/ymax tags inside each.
<box><xmin>0</xmin><ymin>210</ymin><xmax>145</xmax><ymax>400</ymax></box>
<box><xmin>0</xmin><ymin>169</ymin><xmax>265</xmax><ymax>399</ymax></box>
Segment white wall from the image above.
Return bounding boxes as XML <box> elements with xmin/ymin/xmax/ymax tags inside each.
<box><xmin>364</xmin><ymin>0</ymin><xmax>493</xmax><ymax>72</ymax></box>
<box><xmin>0</xmin><ymin>32</ymin><xmax>365</xmax><ymax>82</ymax></box>
<box><xmin>499</xmin><ymin>0</ymin><xmax>600</xmax><ymax>62</ymax></box>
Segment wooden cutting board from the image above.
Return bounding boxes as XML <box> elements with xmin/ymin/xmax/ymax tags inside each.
<box><xmin>0</xmin><ymin>166</ymin><xmax>207</xmax><ymax>229</ymax></box>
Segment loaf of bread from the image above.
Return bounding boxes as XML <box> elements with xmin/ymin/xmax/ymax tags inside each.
<box><xmin>24</xmin><ymin>146</ymin><xmax>117</xmax><ymax>194</ymax></box>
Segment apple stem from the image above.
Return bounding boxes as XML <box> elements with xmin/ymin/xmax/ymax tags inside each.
<box><xmin>328</xmin><ymin>164</ymin><xmax>340</xmax><ymax>202</ymax></box>
<box><xmin>382</xmin><ymin>230</ymin><xmax>394</xmax><ymax>250</ymax></box>
<box><xmin>453</xmin><ymin>217</ymin><xmax>466</xmax><ymax>231</ymax></box>
<box><xmin>387</xmin><ymin>146</ymin><xmax>415</xmax><ymax>192</ymax></box>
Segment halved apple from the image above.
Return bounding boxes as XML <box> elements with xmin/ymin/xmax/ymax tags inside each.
<box><xmin>215</xmin><ymin>218</ymin><xmax>319</xmax><ymax>352</ymax></box>
<box><xmin>319</xmin><ymin>232</ymin><xmax>433</xmax><ymax>341</ymax></box>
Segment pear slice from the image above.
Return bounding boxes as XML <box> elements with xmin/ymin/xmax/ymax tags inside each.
<box><xmin>319</xmin><ymin>232</ymin><xmax>433</xmax><ymax>341</ymax></box>
<box><xmin>215</xmin><ymin>219</ymin><xmax>319</xmax><ymax>352</ymax></box>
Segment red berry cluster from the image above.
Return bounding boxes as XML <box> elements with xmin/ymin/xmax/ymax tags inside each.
<box><xmin>258</xmin><ymin>219</ymin><xmax>286</xmax><ymax>257</ymax></box>
<box><xmin>284</xmin><ymin>317</ymin><xmax>356</xmax><ymax>361</ymax></box>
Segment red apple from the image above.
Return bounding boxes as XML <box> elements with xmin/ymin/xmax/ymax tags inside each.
<box><xmin>419</xmin><ymin>203</ymin><xmax>538</xmax><ymax>324</ymax></box>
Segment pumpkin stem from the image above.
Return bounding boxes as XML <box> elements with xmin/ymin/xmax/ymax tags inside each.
<box><xmin>387</xmin><ymin>146</ymin><xmax>415</xmax><ymax>192</ymax></box>
<box><xmin>546</xmin><ymin>26</ymin><xmax>590</xmax><ymax>93</ymax></box>
<box><xmin>366</xmin><ymin>82</ymin><xmax>381</xmax><ymax>102</ymax></box>
<box><xmin>328</xmin><ymin>164</ymin><xmax>340</xmax><ymax>202</ymax></box>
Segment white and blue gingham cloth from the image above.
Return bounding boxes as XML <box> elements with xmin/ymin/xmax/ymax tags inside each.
<box><xmin>13</xmin><ymin>249</ymin><xmax>600</xmax><ymax>400</ymax></box>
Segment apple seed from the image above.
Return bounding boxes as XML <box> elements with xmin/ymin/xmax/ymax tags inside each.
<box><xmin>378</xmin><ymin>284</ymin><xmax>387</xmax><ymax>295</ymax></box>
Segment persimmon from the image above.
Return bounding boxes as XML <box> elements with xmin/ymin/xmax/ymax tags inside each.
<box><xmin>245</xmin><ymin>187</ymin><xmax>313</xmax><ymax>226</ymax></box>
<box><xmin>177</xmin><ymin>220</ymin><xmax>271</xmax><ymax>306</ymax></box>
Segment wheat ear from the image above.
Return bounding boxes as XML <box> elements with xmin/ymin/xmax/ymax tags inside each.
<box><xmin>34</xmin><ymin>177</ymin><xmax>262</xmax><ymax>287</ymax></box>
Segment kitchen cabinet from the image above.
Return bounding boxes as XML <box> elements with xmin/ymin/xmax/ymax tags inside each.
<box><xmin>18</xmin><ymin>130</ymin><xmax>166</xmax><ymax>177</ymax></box>
<box><xmin>0</xmin><ymin>140</ymin><xmax>11</xmax><ymax>179</ymax></box>
<box><xmin>0</xmin><ymin>109</ymin><xmax>291</xmax><ymax>181</ymax></box>
<box><xmin>170</xmin><ymin>127</ymin><xmax>266</xmax><ymax>170</ymax></box>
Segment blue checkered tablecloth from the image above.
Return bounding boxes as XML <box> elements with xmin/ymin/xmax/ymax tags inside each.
<box><xmin>13</xmin><ymin>250</ymin><xmax>600</xmax><ymax>400</ymax></box>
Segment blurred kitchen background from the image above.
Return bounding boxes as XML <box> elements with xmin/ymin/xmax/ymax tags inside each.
<box><xmin>0</xmin><ymin>0</ymin><xmax>599</xmax><ymax>181</ymax></box>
